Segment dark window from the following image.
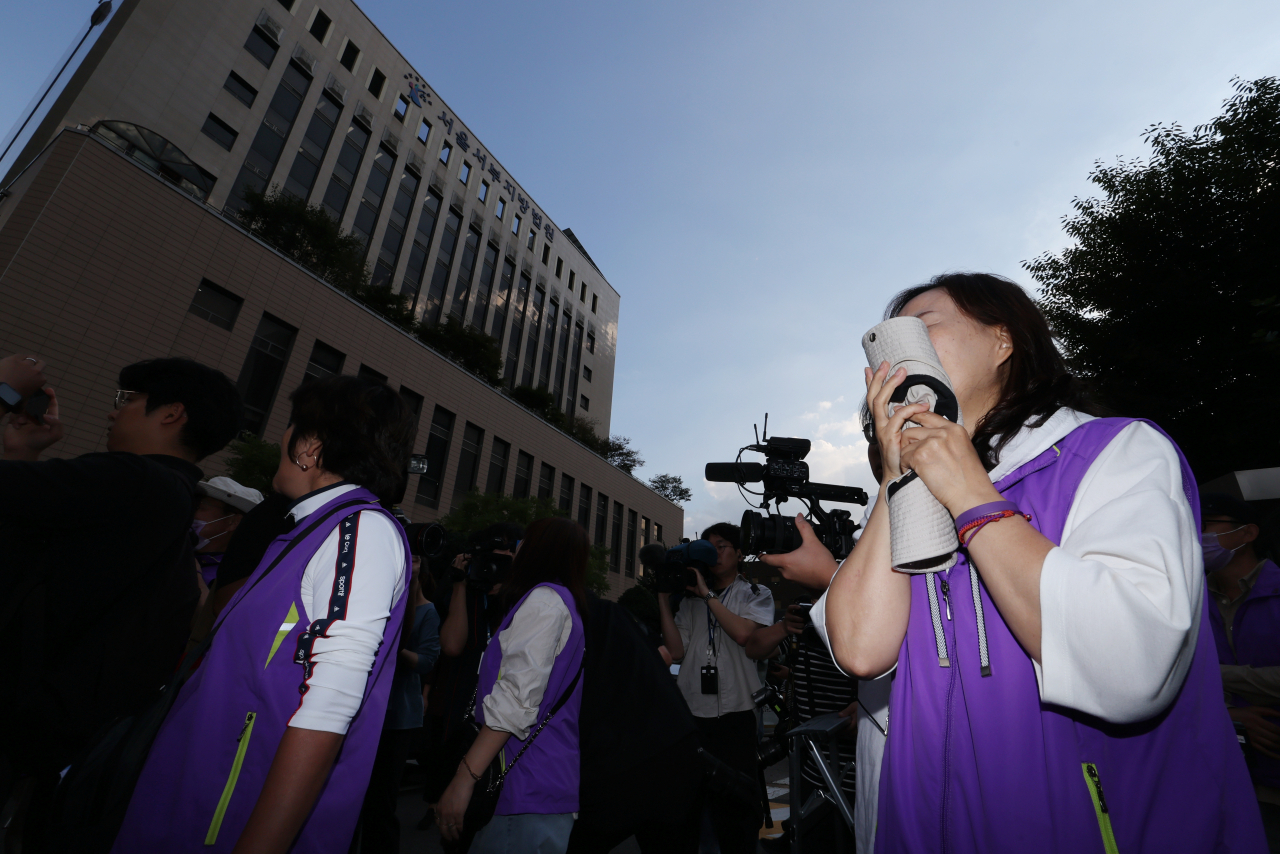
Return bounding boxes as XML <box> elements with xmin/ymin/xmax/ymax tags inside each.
<box><xmin>304</xmin><ymin>340</ymin><xmax>344</xmax><ymax>382</ymax></box>
<box><xmin>439</xmin><ymin>142</ymin><xmax>451</xmax><ymax>164</ymax></box>
<box><xmin>414</xmin><ymin>406</ymin><xmax>455</xmax><ymax>508</ymax></box>
<box><xmin>565</xmin><ymin>321</ymin><xmax>584</xmax><ymax>418</ymax></box>
<box><xmin>478</xmin><ymin>181</ymin><xmax>488</xmax><ymax>202</ymax></box>
<box><xmin>641</xmin><ymin>516</ymin><xmax>651</xmax><ymax>546</ymax></box>
<box><xmin>485</xmin><ymin>438</ymin><xmax>510</xmax><ymax>494</ymax></box>
<box><xmin>504</xmin><ymin>271</ymin><xmax>531</xmax><ymax>387</ymax></box>
<box><xmin>244</xmin><ymin>26</ymin><xmax>279</xmax><ymax>68</ymax></box>
<box><xmin>459</xmin><ymin>162</ymin><xmax>471</xmax><ymax>184</ymax></box>
<box><xmin>583</xmin><ymin>365</ymin><xmax>592</xmax><ymax>382</ymax></box>
<box><xmin>451</xmin><ymin>423</ymin><xmax>484</xmax><ymax>505</ymax></box>
<box><xmin>399</xmin><ymin>386</ymin><xmax>424</xmax><ymax>448</ymax></box>
<box><xmin>568</xmin><ymin>270</ymin><xmax>575</xmax><ymax>292</ymax></box>
<box><xmin>527</xmin><ymin>229</ymin><xmax>536</xmax><ymax>251</ymax></box>
<box><xmin>350</xmin><ymin>145</ymin><xmax>396</xmax><ymax>246</ymax></box>
<box><xmin>320</xmin><ymin>119</ymin><xmax>370</xmax><ymax>222</ymax></box>
<box><xmin>490</xmin><ymin>257</ymin><xmax>515</xmax><ymax>352</ymax></box>
<box><xmin>496</xmin><ymin>198</ymin><xmax>505</xmax><ymax>219</ymax></box>
<box><xmin>625</xmin><ymin>510</ymin><xmax>637</xmax><ymax>578</ymax></box>
<box><xmin>402</xmin><ymin>190</ymin><xmax>441</xmax><ymax>307</ymax></box>
<box><xmin>512</xmin><ymin>214</ymin><xmax>521</xmax><ymax>235</ymax></box>
<box><xmin>580</xmin><ymin>395</ymin><xmax>589</xmax><ymax>411</ymax></box>
<box><xmin>552</xmin><ymin>309</ymin><xmax>572</xmax><ymax>409</ymax></box>
<box><xmin>201</xmin><ymin>113</ymin><xmax>238</xmax><ymax>151</ymax></box>
<box><xmin>422</xmin><ymin>208</ymin><xmax>461</xmax><ymax>324</ymax></box>
<box><xmin>225</xmin><ymin>63</ymin><xmax>312</xmax><ymax>216</ymax></box>
<box><xmin>356</xmin><ymin>364</ymin><xmax>387</xmax><ymax>384</ymax></box>
<box><xmin>340</xmin><ymin>40</ymin><xmax>360</xmax><ymax>71</ymax></box>
<box><xmin>554</xmin><ymin>257</ymin><xmax>563</xmax><ymax>278</ymax></box>
<box><xmin>417</xmin><ymin>119</ymin><xmax>430</xmax><ymax>143</ymax></box>
<box><xmin>447</xmin><ymin>227</ymin><xmax>482</xmax><ymax>323</ymax></box>
<box><xmin>371</xmin><ymin>168</ymin><xmax>420</xmax><ymax>289</ymax></box>
<box><xmin>368</xmin><ymin>68</ymin><xmax>386</xmax><ymax>98</ymax></box>
<box><xmin>308</xmin><ymin>9</ymin><xmax>331</xmax><ymax>41</ymax></box>
<box><xmin>595</xmin><ymin>493</ymin><xmax>609</xmax><ymax>548</ymax></box>
<box><xmin>224</xmin><ymin>71</ymin><xmax>258</xmax><ymax>107</ymax></box>
<box><xmin>610</xmin><ymin>501</ymin><xmax>623</xmax><ymax>573</ymax></box>
<box><xmin>537</xmin><ymin>298</ymin><xmax>558</xmax><ymax>392</ymax></box>
<box><xmin>591</xmin><ymin>293</ymin><xmax>598</xmax><ymax>313</ymax></box>
<box><xmin>520</xmin><ymin>286</ymin><xmax>545</xmax><ymax>387</ymax></box>
<box><xmin>537</xmin><ymin>463</ymin><xmax>556</xmax><ymax>500</ymax></box>
<box><xmin>236</xmin><ymin>313</ymin><xmax>296</xmax><ymax>436</ymax></box>
<box><xmin>577</xmin><ymin>485</ymin><xmax>593</xmax><ymax>530</ymax></box>
<box><xmin>277</xmin><ymin>0</ymin><xmax>296</xmax><ymax>10</ymax></box>
<box><xmin>513</xmin><ymin>451</ymin><xmax>534</xmax><ymax>499</ymax></box>
<box><xmin>580</xmin><ymin>283</ymin><xmax>587</xmax><ymax>303</ymax></box>
<box><xmin>188</xmin><ymin>278</ymin><xmax>243</xmax><ymax>329</ymax></box>
<box><xmin>541</xmin><ymin>245</ymin><xmax>550</xmax><ymax>265</ymax></box>
<box><xmin>586</xmin><ymin>332</ymin><xmax>596</xmax><ymax>353</ymax></box>
<box><xmin>394</xmin><ymin>94</ymin><xmax>409</xmax><ymax>123</ymax></box>
<box><xmin>559</xmin><ymin>474</ymin><xmax>575</xmax><ymax>513</ymax></box>
<box><xmin>470</xmin><ymin>242</ymin><xmax>499</xmax><ymax>332</ymax></box>
<box><xmin>284</xmin><ymin>91</ymin><xmax>341</xmax><ymax>201</ymax></box>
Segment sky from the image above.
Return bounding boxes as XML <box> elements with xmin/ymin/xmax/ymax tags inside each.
<box><xmin>3</xmin><ymin>0</ymin><xmax>1280</xmax><ymax>538</ymax></box>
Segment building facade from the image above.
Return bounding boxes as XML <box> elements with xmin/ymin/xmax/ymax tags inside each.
<box><xmin>0</xmin><ymin>0</ymin><xmax>675</xmax><ymax>598</ymax></box>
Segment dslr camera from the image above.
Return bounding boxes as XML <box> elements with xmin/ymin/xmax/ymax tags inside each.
<box><xmin>640</xmin><ymin>540</ymin><xmax>718</xmax><ymax>595</ymax></box>
<box><xmin>449</xmin><ymin>530</ymin><xmax>516</xmax><ymax>591</ymax></box>
<box><xmin>401</xmin><ymin>520</ymin><xmax>448</xmax><ymax>559</ymax></box>
<box><xmin>706</xmin><ymin>416</ymin><xmax>868</xmax><ymax>559</ymax></box>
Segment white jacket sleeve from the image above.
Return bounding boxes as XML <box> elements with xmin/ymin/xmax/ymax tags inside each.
<box><xmin>1036</xmin><ymin>421</ymin><xmax>1202</xmax><ymax>724</ymax></box>
<box><xmin>481</xmin><ymin>587</ymin><xmax>573</xmax><ymax>740</ymax></box>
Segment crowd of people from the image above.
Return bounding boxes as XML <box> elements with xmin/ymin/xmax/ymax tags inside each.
<box><xmin>0</xmin><ymin>269</ymin><xmax>1276</xmax><ymax>854</ymax></box>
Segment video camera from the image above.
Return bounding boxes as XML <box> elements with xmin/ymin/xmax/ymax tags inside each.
<box><xmin>639</xmin><ymin>540</ymin><xmax>718</xmax><ymax>595</ymax></box>
<box><xmin>402</xmin><ymin>521</ymin><xmax>448</xmax><ymax>559</ymax></box>
<box><xmin>449</xmin><ymin>529</ymin><xmax>516</xmax><ymax>591</ymax></box>
<box><xmin>705</xmin><ymin>415</ymin><xmax>868</xmax><ymax>559</ymax></box>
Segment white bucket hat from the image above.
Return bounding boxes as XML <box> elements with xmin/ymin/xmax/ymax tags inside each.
<box><xmin>198</xmin><ymin>476</ymin><xmax>265</xmax><ymax>514</ymax></box>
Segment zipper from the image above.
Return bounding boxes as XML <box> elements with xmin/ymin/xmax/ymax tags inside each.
<box><xmin>1082</xmin><ymin>762</ymin><xmax>1121</xmax><ymax>854</ymax></box>
<box><xmin>939</xmin><ymin>617</ymin><xmax>958</xmax><ymax>854</ymax></box>
<box><xmin>205</xmin><ymin>711</ymin><xmax>257</xmax><ymax>845</ymax></box>
<box><xmin>940</xmin><ymin>578</ymin><xmax>952</xmax><ymax>620</ymax></box>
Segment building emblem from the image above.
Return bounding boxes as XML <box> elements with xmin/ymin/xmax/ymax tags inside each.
<box><xmin>403</xmin><ymin>73</ymin><xmax>431</xmax><ymax>107</ymax></box>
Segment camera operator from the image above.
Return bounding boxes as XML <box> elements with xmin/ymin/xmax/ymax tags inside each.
<box><xmin>658</xmin><ymin>522</ymin><xmax>774</xmax><ymax>854</ymax></box>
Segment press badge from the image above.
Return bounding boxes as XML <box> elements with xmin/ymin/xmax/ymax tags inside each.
<box><xmin>701</xmin><ymin>664</ymin><xmax>719</xmax><ymax>695</ymax></box>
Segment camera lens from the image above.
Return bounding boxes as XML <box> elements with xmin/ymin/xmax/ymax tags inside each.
<box><xmin>404</xmin><ymin>522</ymin><xmax>446</xmax><ymax>558</ymax></box>
<box><xmin>740</xmin><ymin>509</ymin><xmax>802</xmax><ymax>555</ymax></box>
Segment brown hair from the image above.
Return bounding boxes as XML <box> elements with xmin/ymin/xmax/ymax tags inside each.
<box><xmin>501</xmin><ymin>517</ymin><xmax>590</xmax><ymax>621</ymax></box>
<box><xmin>887</xmin><ymin>272</ymin><xmax>1105</xmax><ymax>470</ymax></box>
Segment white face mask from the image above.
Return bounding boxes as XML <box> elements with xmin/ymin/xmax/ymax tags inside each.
<box><xmin>1201</xmin><ymin>525</ymin><xmax>1246</xmax><ymax>573</ymax></box>
<box><xmin>191</xmin><ymin>514</ymin><xmax>234</xmax><ymax>550</ymax></box>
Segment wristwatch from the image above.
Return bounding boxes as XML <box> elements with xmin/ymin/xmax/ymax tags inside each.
<box><xmin>701</xmin><ymin>591</ymin><xmax>716</xmax><ymax>602</ymax></box>
<box><xmin>0</xmin><ymin>383</ymin><xmax>22</xmax><ymax>414</ymax></box>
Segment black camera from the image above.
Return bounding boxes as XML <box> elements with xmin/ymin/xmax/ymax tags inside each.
<box><xmin>403</xmin><ymin>522</ymin><xmax>448</xmax><ymax>559</ymax></box>
<box><xmin>450</xmin><ymin>530</ymin><xmax>516</xmax><ymax>590</ymax></box>
<box><xmin>753</xmin><ymin>684</ymin><xmax>793</xmax><ymax>767</ymax></box>
<box><xmin>640</xmin><ymin>540</ymin><xmax>718</xmax><ymax>594</ymax></box>
<box><xmin>706</xmin><ymin>416</ymin><xmax>868</xmax><ymax>560</ymax></box>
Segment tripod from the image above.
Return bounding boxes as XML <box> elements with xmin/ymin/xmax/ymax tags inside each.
<box><xmin>785</xmin><ymin>712</ymin><xmax>855</xmax><ymax>854</ymax></box>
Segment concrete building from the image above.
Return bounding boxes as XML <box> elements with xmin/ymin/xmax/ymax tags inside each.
<box><xmin>0</xmin><ymin>0</ymin><xmax>678</xmax><ymax>598</ymax></box>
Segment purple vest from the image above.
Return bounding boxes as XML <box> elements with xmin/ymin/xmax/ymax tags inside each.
<box><xmin>475</xmin><ymin>582</ymin><xmax>585</xmax><ymax>816</ymax></box>
<box><xmin>111</xmin><ymin>487</ymin><xmax>410</xmax><ymax>853</ymax></box>
<box><xmin>1208</xmin><ymin>558</ymin><xmax>1280</xmax><ymax>788</ymax></box>
<box><xmin>875</xmin><ymin>418</ymin><xmax>1265</xmax><ymax>854</ymax></box>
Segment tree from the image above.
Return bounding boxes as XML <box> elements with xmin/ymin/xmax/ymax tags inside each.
<box><xmin>648</xmin><ymin>473</ymin><xmax>692</xmax><ymax>504</ymax></box>
<box><xmin>606</xmin><ymin>434</ymin><xmax>645</xmax><ymax>475</ymax></box>
<box><xmin>509</xmin><ymin>385</ymin><xmax>566</xmax><ymax>427</ymax></box>
<box><xmin>237</xmin><ymin>186</ymin><xmax>416</xmax><ymax>331</ymax></box>
<box><xmin>417</xmin><ymin>318</ymin><xmax>503</xmax><ymax>386</ymax></box>
<box><xmin>224</xmin><ymin>431</ymin><xmax>280</xmax><ymax>495</ymax></box>
<box><xmin>1024</xmin><ymin>77</ymin><xmax>1280</xmax><ymax>481</ymax></box>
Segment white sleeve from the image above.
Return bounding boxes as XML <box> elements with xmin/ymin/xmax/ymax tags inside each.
<box><xmin>737</xmin><ymin>584</ymin><xmax>775</xmax><ymax>627</ymax></box>
<box><xmin>290</xmin><ymin>510</ymin><xmax>407</xmax><ymax>735</ymax></box>
<box><xmin>481</xmin><ymin>587</ymin><xmax>573</xmax><ymax>740</ymax></box>
<box><xmin>1036</xmin><ymin>421</ymin><xmax>1202</xmax><ymax>724</ymax></box>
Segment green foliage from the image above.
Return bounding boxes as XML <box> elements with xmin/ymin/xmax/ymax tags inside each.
<box><xmin>1024</xmin><ymin>77</ymin><xmax>1280</xmax><ymax>480</ymax></box>
<box><xmin>509</xmin><ymin>385</ymin><xmax>565</xmax><ymax>426</ymax></box>
<box><xmin>224</xmin><ymin>431</ymin><xmax>280</xmax><ymax>495</ymax></box>
<box><xmin>586</xmin><ymin>545</ymin><xmax>611</xmax><ymax>599</ymax></box>
<box><xmin>236</xmin><ymin>186</ymin><xmax>415</xmax><ymax>331</ymax></box>
<box><xmin>606</xmin><ymin>434</ymin><xmax>645</xmax><ymax>475</ymax></box>
<box><xmin>437</xmin><ymin>490</ymin><xmax>566</xmax><ymax>535</ymax></box>
<box><xmin>648</xmin><ymin>473</ymin><xmax>692</xmax><ymax>504</ymax></box>
<box><xmin>618</xmin><ymin>583</ymin><xmax>659</xmax><ymax>625</ymax></box>
<box><xmin>569</xmin><ymin>416</ymin><xmax>610</xmax><ymax>456</ymax></box>
<box><xmin>416</xmin><ymin>318</ymin><xmax>503</xmax><ymax>385</ymax></box>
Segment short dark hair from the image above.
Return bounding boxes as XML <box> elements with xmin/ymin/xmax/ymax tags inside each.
<box><xmin>1201</xmin><ymin>492</ymin><xmax>1274</xmax><ymax>561</ymax></box>
<box><xmin>118</xmin><ymin>358</ymin><xmax>242</xmax><ymax>460</ymax></box>
<box><xmin>702</xmin><ymin>522</ymin><xmax>741</xmax><ymax>551</ymax></box>
<box><xmin>501</xmin><ymin>517</ymin><xmax>589</xmax><ymax>621</ymax></box>
<box><xmin>285</xmin><ymin>375</ymin><xmax>414</xmax><ymax>504</ymax></box>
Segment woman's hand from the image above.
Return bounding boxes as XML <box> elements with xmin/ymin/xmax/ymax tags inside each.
<box><xmin>759</xmin><ymin>515</ymin><xmax>839</xmax><ymax>590</ymax></box>
<box><xmin>897</xmin><ymin>410</ymin><xmax>1000</xmax><ymax>516</ymax></box>
<box><xmin>436</xmin><ymin>769</ymin><xmax>476</xmax><ymax>842</ymax></box>
<box><xmin>864</xmin><ymin>362</ymin><xmax>931</xmax><ymax>481</ymax></box>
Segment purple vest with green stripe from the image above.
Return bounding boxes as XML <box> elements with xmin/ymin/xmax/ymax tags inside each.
<box><xmin>875</xmin><ymin>418</ymin><xmax>1265</xmax><ymax>854</ymax></box>
<box><xmin>111</xmin><ymin>487</ymin><xmax>409</xmax><ymax>853</ymax></box>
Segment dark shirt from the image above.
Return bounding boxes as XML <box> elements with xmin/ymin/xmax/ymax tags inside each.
<box><xmin>215</xmin><ymin>491</ymin><xmax>294</xmax><ymax>589</ymax></box>
<box><xmin>428</xmin><ymin>579</ymin><xmax>503</xmax><ymax>741</ymax></box>
<box><xmin>0</xmin><ymin>452</ymin><xmax>203</xmax><ymax>776</ymax></box>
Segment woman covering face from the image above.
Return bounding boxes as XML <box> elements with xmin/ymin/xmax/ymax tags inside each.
<box><xmin>765</xmin><ymin>273</ymin><xmax>1264</xmax><ymax>853</ymax></box>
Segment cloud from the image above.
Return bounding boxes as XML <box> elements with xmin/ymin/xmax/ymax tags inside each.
<box><xmin>818</xmin><ymin>400</ymin><xmax>832</xmax><ymax>410</ymax></box>
<box><xmin>815</xmin><ymin>416</ymin><xmax>863</xmax><ymax>438</ymax></box>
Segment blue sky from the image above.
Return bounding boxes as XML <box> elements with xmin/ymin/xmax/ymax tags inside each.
<box><xmin>4</xmin><ymin>0</ymin><xmax>1280</xmax><ymax>537</ymax></box>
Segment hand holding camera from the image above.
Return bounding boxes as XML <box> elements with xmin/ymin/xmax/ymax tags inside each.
<box><xmin>758</xmin><ymin>514</ymin><xmax>840</xmax><ymax>590</ymax></box>
<box><xmin>0</xmin><ymin>354</ymin><xmax>47</xmax><ymax>399</ymax></box>
<box><xmin>3</xmin><ymin>385</ymin><xmax>64</xmax><ymax>462</ymax></box>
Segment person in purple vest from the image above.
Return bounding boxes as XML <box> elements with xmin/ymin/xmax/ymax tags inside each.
<box><xmin>764</xmin><ymin>272</ymin><xmax>1265</xmax><ymax>853</ymax></box>
<box><xmin>1201</xmin><ymin>492</ymin><xmax>1280</xmax><ymax>851</ymax></box>
<box><xmin>110</xmin><ymin>374</ymin><xmax>415</xmax><ymax>854</ymax></box>
<box><xmin>436</xmin><ymin>516</ymin><xmax>588</xmax><ymax>854</ymax></box>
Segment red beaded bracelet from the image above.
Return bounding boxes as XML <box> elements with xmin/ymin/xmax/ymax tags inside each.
<box><xmin>958</xmin><ymin>509</ymin><xmax>1031</xmax><ymax>547</ymax></box>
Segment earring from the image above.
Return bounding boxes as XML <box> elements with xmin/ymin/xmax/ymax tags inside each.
<box><xmin>294</xmin><ymin>457</ymin><xmax>309</xmax><ymax>471</ymax></box>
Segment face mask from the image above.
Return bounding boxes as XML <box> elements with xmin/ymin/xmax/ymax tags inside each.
<box><xmin>191</xmin><ymin>514</ymin><xmax>234</xmax><ymax>550</ymax></box>
<box><xmin>1201</xmin><ymin>526</ymin><xmax>1245</xmax><ymax>573</ymax></box>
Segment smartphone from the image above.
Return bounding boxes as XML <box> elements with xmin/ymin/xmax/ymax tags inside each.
<box><xmin>24</xmin><ymin>390</ymin><xmax>49</xmax><ymax>426</ymax></box>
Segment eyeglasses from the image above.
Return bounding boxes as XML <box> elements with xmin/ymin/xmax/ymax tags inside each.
<box><xmin>113</xmin><ymin>389</ymin><xmax>142</xmax><ymax>410</ymax></box>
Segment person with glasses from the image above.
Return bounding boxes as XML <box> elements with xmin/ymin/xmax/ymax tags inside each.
<box><xmin>1201</xmin><ymin>492</ymin><xmax>1280</xmax><ymax>852</ymax></box>
<box><xmin>0</xmin><ymin>358</ymin><xmax>241</xmax><ymax>835</ymax></box>
<box><xmin>656</xmin><ymin>522</ymin><xmax>774</xmax><ymax>854</ymax></box>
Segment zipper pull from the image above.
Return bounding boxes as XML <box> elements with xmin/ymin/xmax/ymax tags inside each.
<box><xmin>237</xmin><ymin>712</ymin><xmax>255</xmax><ymax>742</ymax></box>
<box><xmin>940</xmin><ymin>579</ymin><xmax>952</xmax><ymax>620</ymax></box>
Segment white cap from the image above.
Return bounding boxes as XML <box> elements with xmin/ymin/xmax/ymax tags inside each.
<box><xmin>198</xmin><ymin>476</ymin><xmax>265</xmax><ymax>514</ymax></box>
